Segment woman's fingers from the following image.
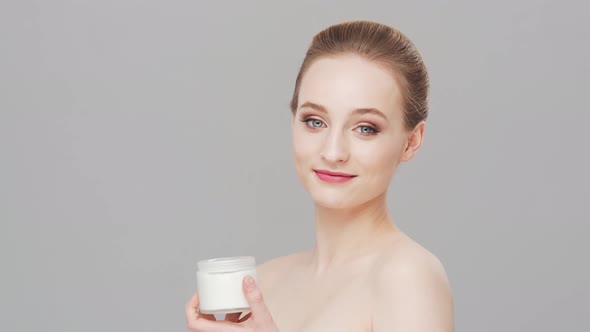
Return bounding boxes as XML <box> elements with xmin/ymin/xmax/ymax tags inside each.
<box><xmin>186</xmin><ymin>293</ymin><xmax>262</xmax><ymax>331</ymax></box>
<box><xmin>185</xmin><ymin>292</ymin><xmax>216</xmax><ymax>325</ymax></box>
<box><xmin>242</xmin><ymin>276</ymin><xmax>276</xmax><ymax>327</ymax></box>
<box><xmin>188</xmin><ymin>318</ymin><xmax>242</xmax><ymax>332</ymax></box>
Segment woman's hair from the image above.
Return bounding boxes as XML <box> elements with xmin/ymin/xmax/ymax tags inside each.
<box><xmin>290</xmin><ymin>20</ymin><xmax>429</xmax><ymax>131</ymax></box>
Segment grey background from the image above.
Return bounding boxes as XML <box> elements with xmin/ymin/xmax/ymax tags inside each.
<box><xmin>1</xmin><ymin>0</ymin><xmax>588</xmax><ymax>331</ymax></box>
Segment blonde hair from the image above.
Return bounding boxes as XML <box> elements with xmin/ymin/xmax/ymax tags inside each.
<box><xmin>290</xmin><ymin>20</ymin><xmax>430</xmax><ymax>131</ymax></box>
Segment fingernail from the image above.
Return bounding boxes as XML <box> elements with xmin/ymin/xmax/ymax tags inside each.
<box><xmin>245</xmin><ymin>276</ymin><xmax>256</xmax><ymax>291</ymax></box>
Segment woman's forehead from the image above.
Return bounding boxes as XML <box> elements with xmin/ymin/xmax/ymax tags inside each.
<box><xmin>298</xmin><ymin>56</ymin><xmax>403</xmax><ymax>117</ymax></box>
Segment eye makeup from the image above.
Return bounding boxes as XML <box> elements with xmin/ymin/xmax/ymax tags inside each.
<box><xmin>298</xmin><ymin>115</ymin><xmax>382</xmax><ymax>136</ymax></box>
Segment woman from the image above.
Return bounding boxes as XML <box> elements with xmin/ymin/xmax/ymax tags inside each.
<box><xmin>185</xmin><ymin>20</ymin><xmax>454</xmax><ymax>332</ymax></box>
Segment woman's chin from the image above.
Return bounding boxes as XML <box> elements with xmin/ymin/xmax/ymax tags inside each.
<box><xmin>310</xmin><ymin>194</ymin><xmax>355</xmax><ymax>210</ymax></box>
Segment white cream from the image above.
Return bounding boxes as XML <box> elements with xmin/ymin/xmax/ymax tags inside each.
<box><xmin>196</xmin><ymin>256</ymin><xmax>257</xmax><ymax>315</ymax></box>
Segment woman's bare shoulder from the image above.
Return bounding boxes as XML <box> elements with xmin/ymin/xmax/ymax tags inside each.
<box><xmin>370</xmin><ymin>233</ymin><xmax>454</xmax><ymax>330</ymax></box>
<box><xmin>375</xmin><ymin>233</ymin><xmax>449</xmax><ymax>279</ymax></box>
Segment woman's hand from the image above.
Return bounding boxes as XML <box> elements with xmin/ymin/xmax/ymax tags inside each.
<box><xmin>185</xmin><ymin>275</ymin><xmax>279</xmax><ymax>332</ymax></box>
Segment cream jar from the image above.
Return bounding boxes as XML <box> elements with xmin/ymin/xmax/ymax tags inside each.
<box><xmin>196</xmin><ymin>256</ymin><xmax>257</xmax><ymax>315</ymax></box>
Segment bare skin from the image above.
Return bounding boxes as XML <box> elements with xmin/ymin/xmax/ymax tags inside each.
<box><xmin>186</xmin><ymin>224</ymin><xmax>453</xmax><ymax>332</ymax></box>
<box><xmin>256</xmin><ymin>229</ymin><xmax>454</xmax><ymax>332</ymax></box>
<box><xmin>186</xmin><ymin>55</ymin><xmax>454</xmax><ymax>331</ymax></box>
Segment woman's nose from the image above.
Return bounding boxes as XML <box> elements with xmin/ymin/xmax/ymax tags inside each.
<box><xmin>319</xmin><ymin>130</ymin><xmax>350</xmax><ymax>163</ymax></box>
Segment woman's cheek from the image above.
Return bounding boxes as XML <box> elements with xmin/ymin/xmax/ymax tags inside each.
<box><xmin>292</xmin><ymin>137</ymin><xmax>311</xmax><ymax>175</ymax></box>
<box><xmin>356</xmin><ymin>141</ymin><xmax>398</xmax><ymax>179</ymax></box>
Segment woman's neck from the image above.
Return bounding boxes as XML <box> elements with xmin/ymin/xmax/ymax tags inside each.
<box><xmin>308</xmin><ymin>193</ymin><xmax>400</xmax><ymax>276</ymax></box>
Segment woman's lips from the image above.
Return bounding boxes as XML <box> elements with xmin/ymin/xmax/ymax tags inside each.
<box><xmin>314</xmin><ymin>170</ymin><xmax>357</xmax><ymax>183</ymax></box>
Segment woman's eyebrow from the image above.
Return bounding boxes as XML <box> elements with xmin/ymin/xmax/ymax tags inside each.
<box><xmin>299</xmin><ymin>101</ymin><xmax>388</xmax><ymax>120</ymax></box>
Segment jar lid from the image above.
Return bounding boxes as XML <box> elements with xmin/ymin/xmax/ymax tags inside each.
<box><xmin>197</xmin><ymin>256</ymin><xmax>256</xmax><ymax>273</ymax></box>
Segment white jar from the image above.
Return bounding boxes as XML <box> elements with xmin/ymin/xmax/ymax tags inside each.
<box><xmin>196</xmin><ymin>256</ymin><xmax>257</xmax><ymax>315</ymax></box>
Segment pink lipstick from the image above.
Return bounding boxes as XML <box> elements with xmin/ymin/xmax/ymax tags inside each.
<box><xmin>313</xmin><ymin>169</ymin><xmax>357</xmax><ymax>184</ymax></box>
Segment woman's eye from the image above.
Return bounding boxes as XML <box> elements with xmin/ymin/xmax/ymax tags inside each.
<box><xmin>303</xmin><ymin>118</ymin><xmax>325</xmax><ymax>128</ymax></box>
<box><xmin>355</xmin><ymin>125</ymin><xmax>378</xmax><ymax>135</ymax></box>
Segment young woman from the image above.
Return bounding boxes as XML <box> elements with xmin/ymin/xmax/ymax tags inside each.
<box><xmin>186</xmin><ymin>20</ymin><xmax>454</xmax><ymax>332</ymax></box>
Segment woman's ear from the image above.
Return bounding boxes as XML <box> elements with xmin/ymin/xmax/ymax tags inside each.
<box><xmin>400</xmin><ymin>121</ymin><xmax>425</xmax><ymax>162</ymax></box>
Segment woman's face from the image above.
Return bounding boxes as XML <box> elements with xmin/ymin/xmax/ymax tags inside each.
<box><xmin>291</xmin><ymin>55</ymin><xmax>421</xmax><ymax>209</ymax></box>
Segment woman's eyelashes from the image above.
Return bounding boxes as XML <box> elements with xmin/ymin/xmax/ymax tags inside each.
<box><xmin>299</xmin><ymin>117</ymin><xmax>380</xmax><ymax>136</ymax></box>
<box><xmin>356</xmin><ymin>125</ymin><xmax>379</xmax><ymax>135</ymax></box>
<box><xmin>301</xmin><ymin>117</ymin><xmax>325</xmax><ymax>128</ymax></box>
